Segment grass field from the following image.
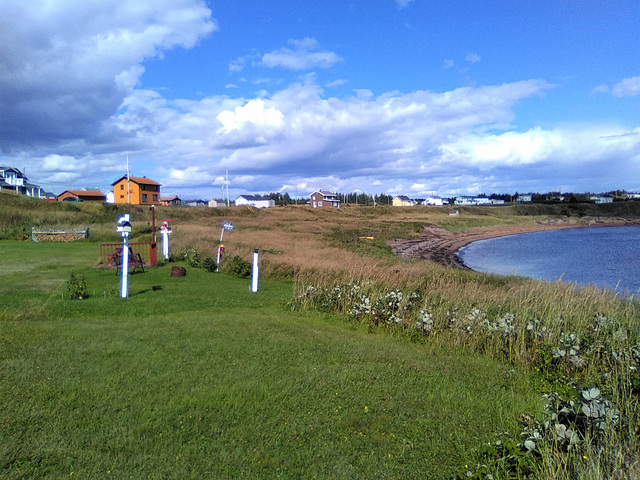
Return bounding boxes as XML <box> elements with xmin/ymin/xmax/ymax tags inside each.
<box><xmin>0</xmin><ymin>241</ymin><xmax>540</xmax><ymax>479</ymax></box>
<box><xmin>3</xmin><ymin>194</ymin><xmax>640</xmax><ymax>478</ymax></box>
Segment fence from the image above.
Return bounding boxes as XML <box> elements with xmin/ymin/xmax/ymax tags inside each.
<box><xmin>99</xmin><ymin>242</ymin><xmax>157</xmax><ymax>267</ymax></box>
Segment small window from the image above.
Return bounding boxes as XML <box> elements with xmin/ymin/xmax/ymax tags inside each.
<box><xmin>142</xmin><ymin>194</ymin><xmax>148</xmax><ymax>202</ymax></box>
<box><xmin>318</xmin><ymin>201</ymin><xmax>323</xmax><ymax>207</ymax></box>
<box><xmin>120</xmin><ymin>195</ymin><xmax>124</xmax><ymax>199</ymax></box>
<box><xmin>120</xmin><ymin>184</ymin><xmax>124</xmax><ymax>190</ymax></box>
<box><xmin>152</xmin><ymin>194</ymin><xmax>158</xmax><ymax>201</ymax></box>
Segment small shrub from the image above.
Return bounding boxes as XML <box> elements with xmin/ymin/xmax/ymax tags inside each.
<box><xmin>202</xmin><ymin>256</ymin><xmax>218</xmax><ymax>272</ymax></box>
<box><xmin>185</xmin><ymin>247</ymin><xmax>202</xmax><ymax>268</ymax></box>
<box><xmin>67</xmin><ymin>272</ymin><xmax>87</xmax><ymax>300</ymax></box>
<box><xmin>225</xmin><ymin>255</ymin><xmax>251</xmax><ymax>278</ymax></box>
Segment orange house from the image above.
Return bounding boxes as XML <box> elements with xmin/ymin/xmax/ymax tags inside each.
<box><xmin>112</xmin><ymin>175</ymin><xmax>161</xmax><ymax>205</ymax></box>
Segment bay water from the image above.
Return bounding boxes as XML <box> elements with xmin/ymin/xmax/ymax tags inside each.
<box><xmin>456</xmin><ymin>225</ymin><xmax>640</xmax><ymax>294</ymax></box>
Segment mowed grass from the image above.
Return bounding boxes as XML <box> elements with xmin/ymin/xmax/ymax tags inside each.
<box><xmin>1</xmin><ymin>241</ymin><xmax>540</xmax><ymax>479</ymax></box>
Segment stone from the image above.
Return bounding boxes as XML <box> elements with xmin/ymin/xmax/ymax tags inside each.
<box><xmin>171</xmin><ymin>266</ymin><xmax>187</xmax><ymax>277</ymax></box>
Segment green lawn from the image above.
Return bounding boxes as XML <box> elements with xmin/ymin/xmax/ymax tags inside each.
<box><xmin>1</xmin><ymin>241</ymin><xmax>540</xmax><ymax>479</ymax></box>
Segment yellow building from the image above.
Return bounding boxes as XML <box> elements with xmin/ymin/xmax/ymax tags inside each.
<box><xmin>112</xmin><ymin>175</ymin><xmax>161</xmax><ymax>205</ymax></box>
<box><xmin>392</xmin><ymin>195</ymin><xmax>416</xmax><ymax>207</ymax></box>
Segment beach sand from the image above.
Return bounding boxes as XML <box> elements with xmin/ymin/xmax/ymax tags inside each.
<box><xmin>389</xmin><ymin>218</ymin><xmax>640</xmax><ymax>268</ymax></box>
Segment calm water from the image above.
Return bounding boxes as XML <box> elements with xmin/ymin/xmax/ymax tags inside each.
<box><xmin>457</xmin><ymin>226</ymin><xmax>640</xmax><ymax>294</ymax></box>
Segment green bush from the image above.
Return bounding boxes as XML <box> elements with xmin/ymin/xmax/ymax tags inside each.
<box><xmin>67</xmin><ymin>272</ymin><xmax>87</xmax><ymax>300</ymax></box>
<box><xmin>225</xmin><ymin>255</ymin><xmax>251</xmax><ymax>278</ymax></box>
<box><xmin>202</xmin><ymin>256</ymin><xmax>218</xmax><ymax>272</ymax></box>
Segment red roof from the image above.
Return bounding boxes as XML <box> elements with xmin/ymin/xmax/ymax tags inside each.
<box><xmin>112</xmin><ymin>175</ymin><xmax>161</xmax><ymax>186</ymax></box>
<box><xmin>60</xmin><ymin>190</ymin><xmax>105</xmax><ymax>197</ymax></box>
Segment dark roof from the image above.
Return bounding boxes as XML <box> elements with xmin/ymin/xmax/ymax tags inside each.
<box><xmin>0</xmin><ymin>167</ymin><xmax>24</xmax><ymax>177</ymax></box>
<box><xmin>237</xmin><ymin>194</ymin><xmax>272</xmax><ymax>201</ymax></box>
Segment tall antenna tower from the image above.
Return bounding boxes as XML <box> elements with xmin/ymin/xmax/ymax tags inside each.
<box><xmin>224</xmin><ymin>169</ymin><xmax>230</xmax><ymax>207</ymax></box>
<box><xmin>126</xmin><ymin>156</ymin><xmax>132</xmax><ymax>204</ymax></box>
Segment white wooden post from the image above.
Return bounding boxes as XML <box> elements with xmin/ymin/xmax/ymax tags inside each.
<box><xmin>251</xmin><ymin>248</ymin><xmax>259</xmax><ymax>292</ymax></box>
<box><xmin>116</xmin><ymin>214</ymin><xmax>132</xmax><ymax>299</ymax></box>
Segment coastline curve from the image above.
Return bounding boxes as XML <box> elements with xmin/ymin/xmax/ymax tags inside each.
<box><xmin>389</xmin><ymin>218</ymin><xmax>640</xmax><ymax>269</ymax></box>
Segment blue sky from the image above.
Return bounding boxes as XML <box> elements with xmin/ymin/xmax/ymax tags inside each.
<box><xmin>1</xmin><ymin>0</ymin><xmax>638</xmax><ymax>199</ymax></box>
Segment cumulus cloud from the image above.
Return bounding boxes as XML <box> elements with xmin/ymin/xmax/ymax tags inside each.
<box><xmin>2</xmin><ymin>1</ymin><xmax>638</xmax><ymax>198</ymax></box>
<box><xmin>592</xmin><ymin>76</ymin><xmax>640</xmax><ymax>98</ymax></box>
<box><xmin>466</xmin><ymin>53</ymin><xmax>481</xmax><ymax>64</ymax></box>
<box><xmin>612</xmin><ymin>76</ymin><xmax>640</xmax><ymax>98</ymax></box>
<box><xmin>0</xmin><ymin>0</ymin><xmax>216</xmax><ymax>149</ymax></box>
<box><xmin>260</xmin><ymin>38</ymin><xmax>343</xmax><ymax>71</ymax></box>
<box><xmin>167</xmin><ymin>166</ymin><xmax>215</xmax><ymax>186</ymax></box>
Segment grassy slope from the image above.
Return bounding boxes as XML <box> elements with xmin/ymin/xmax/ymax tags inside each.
<box><xmin>0</xmin><ymin>241</ymin><xmax>539</xmax><ymax>479</ymax></box>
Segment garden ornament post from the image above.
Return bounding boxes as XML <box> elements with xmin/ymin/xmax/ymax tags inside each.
<box><xmin>216</xmin><ymin>221</ymin><xmax>234</xmax><ymax>271</ymax></box>
<box><xmin>251</xmin><ymin>248</ymin><xmax>259</xmax><ymax>293</ymax></box>
<box><xmin>160</xmin><ymin>219</ymin><xmax>172</xmax><ymax>260</ymax></box>
<box><xmin>116</xmin><ymin>214</ymin><xmax>132</xmax><ymax>299</ymax></box>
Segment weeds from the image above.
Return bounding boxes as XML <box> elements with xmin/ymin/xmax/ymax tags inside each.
<box><xmin>67</xmin><ymin>272</ymin><xmax>87</xmax><ymax>300</ymax></box>
<box><xmin>293</xmin><ymin>281</ymin><xmax>640</xmax><ymax>479</ymax></box>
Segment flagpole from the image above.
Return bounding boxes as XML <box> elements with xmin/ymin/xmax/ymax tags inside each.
<box><xmin>126</xmin><ymin>156</ymin><xmax>131</xmax><ymax>204</ymax></box>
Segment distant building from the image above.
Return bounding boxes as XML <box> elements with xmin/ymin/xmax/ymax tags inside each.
<box><xmin>0</xmin><ymin>166</ymin><xmax>46</xmax><ymax>198</ymax></box>
<box><xmin>309</xmin><ymin>190</ymin><xmax>341</xmax><ymax>209</ymax></box>
<box><xmin>57</xmin><ymin>190</ymin><xmax>106</xmax><ymax>202</ymax></box>
<box><xmin>455</xmin><ymin>196</ymin><xmax>497</xmax><ymax>206</ymax></box>
<box><xmin>515</xmin><ymin>194</ymin><xmax>532</xmax><ymax>203</ymax></box>
<box><xmin>235</xmin><ymin>195</ymin><xmax>275</xmax><ymax>208</ymax></box>
<box><xmin>392</xmin><ymin>195</ymin><xmax>416</xmax><ymax>207</ymax></box>
<box><xmin>185</xmin><ymin>199</ymin><xmax>208</xmax><ymax>207</ymax></box>
<box><xmin>160</xmin><ymin>196</ymin><xmax>182</xmax><ymax>206</ymax></box>
<box><xmin>423</xmin><ymin>196</ymin><xmax>444</xmax><ymax>206</ymax></box>
<box><xmin>112</xmin><ymin>175</ymin><xmax>161</xmax><ymax>205</ymax></box>
<box><xmin>595</xmin><ymin>195</ymin><xmax>614</xmax><ymax>204</ymax></box>
<box><xmin>208</xmin><ymin>199</ymin><xmax>227</xmax><ymax>208</ymax></box>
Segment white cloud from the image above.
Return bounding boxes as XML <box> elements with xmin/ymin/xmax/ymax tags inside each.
<box><xmin>261</xmin><ymin>38</ymin><xmax>343</xmax><ymax>71</ymax></box>
<box><xmin>41</xmin><ymin>154</ymin><xmax>81</xmax><ymax>172</ymax></box>
<box><xmin>167</xmin><ymin>166</ymin><xmax>215</xmax><ymax>186</ymax></box>
<box><xmin>395</xmin><ymin>0</ymin><xmax>415</xmax><ymax>8</ymax></box>
<box><xmin>592</xmin><ymin>84</ymin><xmax>610</xmax><ymax>95</ymax></box>
<box><xmin>466</xmin><ymin>53</ymin><xmax>481</xmax><ymax>64</ymax></box>
<box><xmin>611</xmin><ymin>76</ymin><xmax>640</xmax><ymax>98</ymax></box>
<box><xmin>216</xmin><ymin>98</ymin><xmax>285</xmax><ymax>133</ymax></box>
<box><xmin>0</xmin><ymin>0</ymin><xmax>216</xmax><ymax>148</ymax></box>
<box><xmin>443</xmin><ymin>59</ymin><xmax>455</xmax><ymax>69</ymax></box>
<box><xmin>326</xmin><ymin>79</ymin><xmax>348</xmax><ymax>88</ymax></box>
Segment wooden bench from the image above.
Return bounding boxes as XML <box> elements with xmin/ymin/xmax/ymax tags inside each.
<box><xmin>110</xmin><ymin>248</ymin><xmax>145</xmax><ymax>274</ymax></box>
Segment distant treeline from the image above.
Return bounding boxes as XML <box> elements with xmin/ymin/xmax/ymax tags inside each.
<box><xmin>266</xmin><ymin>192</ymin><xmax>392</xmax><ymax>206</ymax></box>
<box><xmin>266</xmin><ymin>190</ymin><xmax>638</xmax><ymax>206</ymax></box>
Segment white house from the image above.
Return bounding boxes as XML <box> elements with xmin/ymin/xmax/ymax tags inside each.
<box><xmin>455</xmin><ymin>196</ymin><xmax>498</xmax><ymax>206</ymax></box>
<box><xmin>235</xmin><ymin>195</ymin><xmax>275</xmax><ymax>208</ymax></box>
<box><xmin>516</xmin><ymin>194</ymin><xmax>532</xmax><ymax>203</ymax></box>
<box><xmin>0</xmin><ymin>166</ymin><xmax>46</xmax><ymax>198</ymax></box>
<box><xmin>423</xmin><ymin>196</ymin><xmax>445</xmax><ymax>206</ymax></box>
<box><xmin>208</xmin><ymin>198</ymin><xmax>227</xmax><ymax>208</ymax></box>
<box><xmin>595</xmin><ymin>195</ymin><xmax>614</xmax><ymax>204</ymax></box>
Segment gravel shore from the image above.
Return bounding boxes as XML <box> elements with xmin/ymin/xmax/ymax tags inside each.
<box><xmin>389</xmin><ymin>218</ymin><xmax>640</xmax><ymax>268</ymax></box>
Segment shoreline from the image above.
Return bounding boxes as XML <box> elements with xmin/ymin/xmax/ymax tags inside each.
<box><xmin>389</xmin><ymin>218</ymin><xmax>640</xmax><ymax>269</ymax></box>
